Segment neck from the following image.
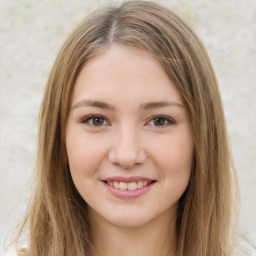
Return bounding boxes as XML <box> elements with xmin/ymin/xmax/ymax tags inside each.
<box><xmin>89</xmin><ymin>209</ymin><xmax>177</xmax><ymax>256</ymax></box>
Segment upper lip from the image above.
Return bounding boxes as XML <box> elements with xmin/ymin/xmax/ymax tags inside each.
<box><xmin>102</xmin><ymin>176</ymin><xmax>155</xmax><ymax>183</ymax></box>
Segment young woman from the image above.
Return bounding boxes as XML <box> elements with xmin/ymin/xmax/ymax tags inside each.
<box><xmin>15</xmin><ymin>1</ymin><xmax>239</xmax><ymax>255</ymax></box>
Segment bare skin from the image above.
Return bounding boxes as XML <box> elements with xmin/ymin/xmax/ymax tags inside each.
<box><xmin>66</xmin><ymin>44</ymin><xmax>193</xmax><ymax>256</ymax></box>
<box><xmin>89</xmin><ymin>204</ymin><xmax>177</xmax><ymax>256</ymax></box>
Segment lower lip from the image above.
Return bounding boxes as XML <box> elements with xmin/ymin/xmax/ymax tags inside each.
<box><xmin>102</xmin><ymin>181</ymin><xmax>155</xmax><ymax>199</ymax></box>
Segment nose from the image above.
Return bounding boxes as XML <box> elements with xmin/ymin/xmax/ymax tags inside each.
<box><xmin>108</xmin><ymin>126</ymin><xmax>147</xmax><ymax>169</ymax></box>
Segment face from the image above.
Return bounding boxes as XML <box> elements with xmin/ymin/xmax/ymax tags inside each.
<box><xmin>66</xmin><ymin>44</ymin><xmax>194</xmax><ymax>228</ymax></box>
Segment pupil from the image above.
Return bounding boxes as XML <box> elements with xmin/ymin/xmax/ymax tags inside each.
<box><xmin>154</xmin><ymin>117</ymin><xmax>165</xmax><ymax>126</ymax></box>
<box><xmin>93</xmin><ymin>117</ymin><xmax>103</xmax><ymax>126</ymax></box>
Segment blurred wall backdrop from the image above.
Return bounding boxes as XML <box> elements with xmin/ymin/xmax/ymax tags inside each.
<box><xmin>0</xmin><ymin>0</ymin><xmax>255</xmax><ymax>254</ymax></box>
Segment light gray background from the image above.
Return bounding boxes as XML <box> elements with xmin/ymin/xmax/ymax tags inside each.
<box><xmin>1</xmin><ymin>0</ymin><xmax>255</xmax><ymax>254</ymax></box>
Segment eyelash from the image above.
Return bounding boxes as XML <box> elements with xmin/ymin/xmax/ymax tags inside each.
<box><xmin>80</xmin><ymin>115</ymin><xmax>175</xmax><ymax>127</ymax></box>
<box><xmin>147</xmin><ymin>115</ymin><xmax>175</xmax><ymax>127</ymax></box>
<box><xmin>81</xmin><ymin>115</ymin><xmax>109</xmax><ymax>127</ymax></box>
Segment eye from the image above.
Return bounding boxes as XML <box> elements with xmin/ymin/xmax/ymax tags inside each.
<box><xmin>81</xmin><ymin>115</ymin><xmax>108</xmax><ymax>127</ymax></box>
<box><xmin>148</xmin><ymin>115</ymin><xmax>175</xmax><ymax>127</ymax></box>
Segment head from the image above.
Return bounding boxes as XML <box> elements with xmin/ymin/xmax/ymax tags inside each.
<box><xmin>22</xmin><ymin>1</ymin><xmax>238</xmax><ymax>255</ymax></box>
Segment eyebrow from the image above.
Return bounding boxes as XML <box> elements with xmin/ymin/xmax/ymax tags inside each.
<box><xmin>141</xmin><ymin>101</ymin><xmax>184</xmax><ymax>110</ymax></box>
<box><xmin>72</xmin><ymin>100</ymin><xmax>115</xmax><ymax>110</ymax></box>
<box><xmin>71</xmin><ymin>99</ymin><xmax>184</xmax><ymax>111</ymax></box>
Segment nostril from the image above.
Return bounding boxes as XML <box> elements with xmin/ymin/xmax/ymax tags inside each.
<box><xmin>108</xmin><ymin>151</ymin><xmax>147</xmax><ymax>169</ymax></box>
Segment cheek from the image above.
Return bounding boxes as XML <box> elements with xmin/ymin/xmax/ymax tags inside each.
<box><xmin>66</xmin><ymin>135</ymin><xmax>109</xmax><ymax>201</ymax></box>
<box><xmin>66</xmin><ymin>134</ymin><xmax>108</xmax><ymax>178</ymax></box>
<box><xmin>148</xmin><ymin>129</ymin><xmax>193</xmax><ymax>200</ymax></box>
<box><xmin>153</xmin><ymin>133</ymin><xmax>193</xmax><ymax>171</ymax></box>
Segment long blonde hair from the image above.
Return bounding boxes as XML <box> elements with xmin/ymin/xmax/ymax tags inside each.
<box><xmin>15</xmin><ymin>1</ymin><xmax>239</xmax><ymax>255</ymax></box>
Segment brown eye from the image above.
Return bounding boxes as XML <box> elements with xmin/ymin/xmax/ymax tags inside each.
<box><xmin>81</xmin><ymin>115</ymin><xmax>108</xmax><ymax>127</ymax></box>
<box><xmin>153</xmin><ymin>117</ymin><xmax>166</xmax><ymax>126</ymax></box>
<box><xmin>148</xmin><ymin>115</ymin><xmax>174</xmax><ymax>127</ymax></box>
<box><xmin>92</xmin><ymin>117</ymin><xmax>105</xmax><ymax>126</ymax></box>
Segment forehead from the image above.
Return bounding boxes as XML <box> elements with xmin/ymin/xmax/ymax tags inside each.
<box><xmin>72</xmin><ymin>44</ymin><xmax>183</xmax><ymax>106</ymax></box>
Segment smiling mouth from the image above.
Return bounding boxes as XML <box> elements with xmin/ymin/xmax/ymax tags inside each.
<box><xmin>103</xmin><ymin>180</ymin><xmax>156</xmax><ymax>190</ymax></box>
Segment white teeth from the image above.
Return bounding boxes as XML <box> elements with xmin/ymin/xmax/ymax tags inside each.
<box><xmin>106</xmin><ymin>180</ymin><xmax>152</xmax><ymax>190</ymax></box>
<box><xmin>107</xmin><ymin>181</ymin><xmax>113</xmax><ymax>187</ymax></box>
<box><xmin>137</xmin><ymin>181</ymin><xmax>143</xmax><ymax>189</ymax></box>
<box><xmin>127</xmin><ymin>182</ymin><xmax>137</xmax><ymax>190</ymax></box>
<box><xmin>119</xmin><ymin>182</ymin><xmax>128</xmax><ymax>190</ymax></box>
<box><xmin>113</xmin><ymin>181</ymin><xmax>119</xmax><ymax>189</ymax></box>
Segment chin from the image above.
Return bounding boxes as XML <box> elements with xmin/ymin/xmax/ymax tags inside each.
<box><xmin>103</xmin><ymin>207</ymin><xmax>158</xmax><ymax>229</ymax></box>
<box><xmin>110</xmin><ymin>215</ymin><xmax>150</xmax><ymax>228</ymax></box>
